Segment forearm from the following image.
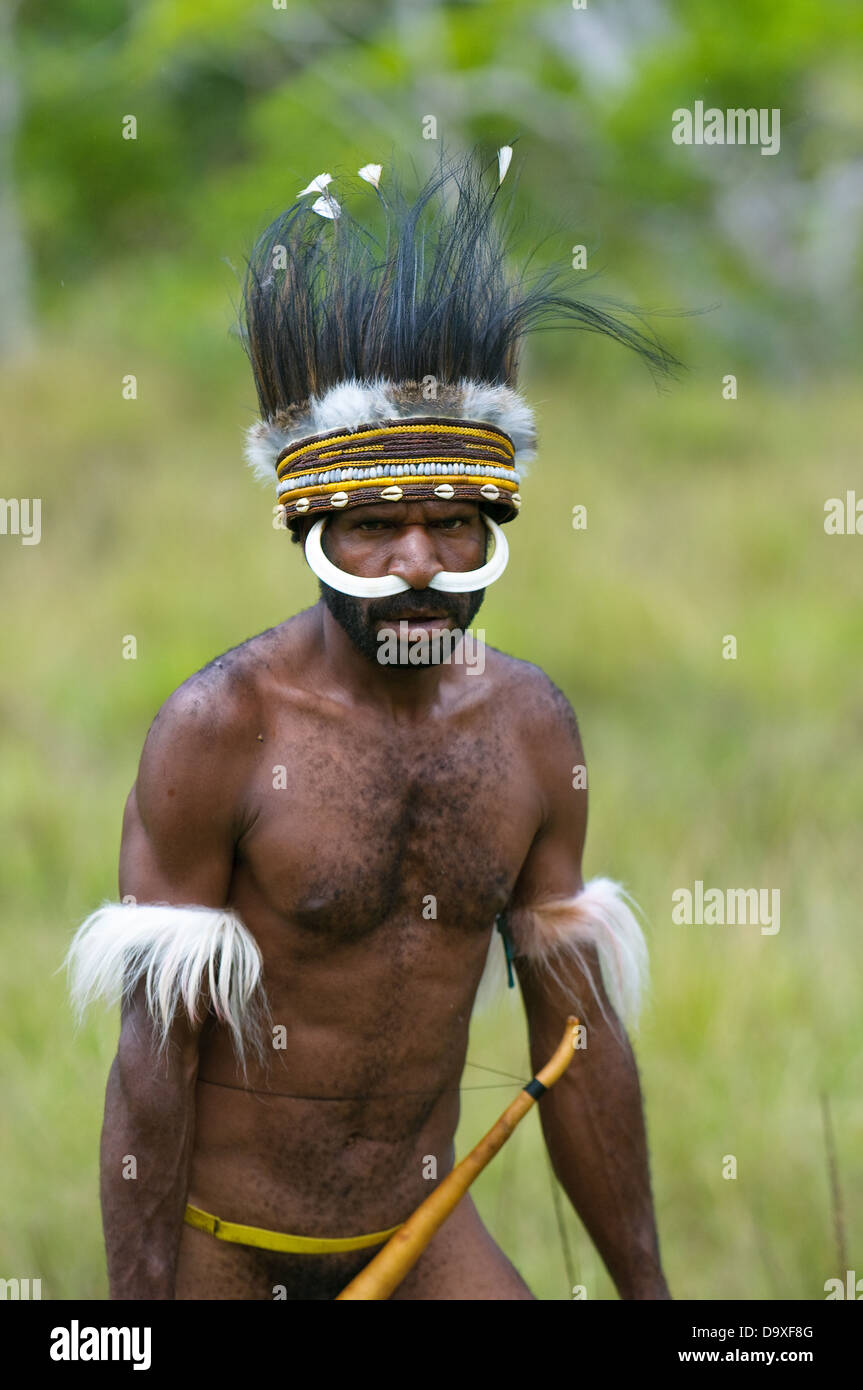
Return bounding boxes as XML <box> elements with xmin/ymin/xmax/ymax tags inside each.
<box><xmin>528</xmin><ymin>1011</ymin><xmax>669</xmax><ymax>1299</ymax></box>
<box><xmin>100</xmin><ymin>1053</ymin><xmax>198</xmax><ymax>1300</ymax></box>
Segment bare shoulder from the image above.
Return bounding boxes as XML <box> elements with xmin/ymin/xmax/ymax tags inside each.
<box><xmin>133</xmin><ymin>621</ymin><xmax>302</xmax><ymax>824</ymax></box>
<box><xmin>145</xmin><ymin>625</ymin><xmax>283</xmax><ymax>752</ymax></box>
<box><xmin>482</xmin><ymin>646</ymin><xmax>583</xmax><ymax>753</ymax></box>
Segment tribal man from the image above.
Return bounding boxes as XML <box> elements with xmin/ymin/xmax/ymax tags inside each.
<box><xmin>68</xmin><ymin>152</ymin><xmax>677</xmax><ymax>1300</ymax></box>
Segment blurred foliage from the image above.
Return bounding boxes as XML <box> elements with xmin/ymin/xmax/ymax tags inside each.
<box><xmin>11</xmin><ymin>0</ymin><xmax>863</xmax><ymax>377</ymax></box>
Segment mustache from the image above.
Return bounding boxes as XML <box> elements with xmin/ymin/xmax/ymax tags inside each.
<box><xmin>366</xmin><ymin>590</ymin><xmax>467</xmax><ymax>624</ymax></box>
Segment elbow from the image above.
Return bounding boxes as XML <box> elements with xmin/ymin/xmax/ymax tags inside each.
<box><xmin>113</xmin><ymin>1014</ymin><xmax>201</xmax><ymax>1120</ymax></box>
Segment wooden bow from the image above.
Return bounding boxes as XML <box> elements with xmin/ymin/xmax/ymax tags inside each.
<box><xmin>336</xmin><ymin>1016</ymin><xmax>580</xmax><ymax>1300</ymax></box>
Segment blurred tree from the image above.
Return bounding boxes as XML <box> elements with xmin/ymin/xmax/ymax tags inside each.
<box><xmin>0</xmin><ymin>0</ymin><xmax>34</xmax><ymax>356</ymax></box>
<box><xmin>8</xmin><ymin>0</ymin><xmax>863</xmax><ymax>372</ymax></box>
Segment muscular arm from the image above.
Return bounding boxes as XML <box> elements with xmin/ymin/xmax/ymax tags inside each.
<box><xmin>102</xmin><ymin>679</ymin><xmax>247</xmax><ymax>1299</ymax></box>
<box><xmin>101</xmin><ymin>974</ymin><xmax>201</xmax><ymax>1300</ymax></box>
<box><xmin>510</xmin><ymin>680</ymin><xmax>670</xmax><ymax>1300</ymax></box>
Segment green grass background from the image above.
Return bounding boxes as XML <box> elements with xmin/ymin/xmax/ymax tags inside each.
<box><xmin>1</xmin><ymin>344</ymin><xmax>860</xmax><ymax>1299</ymax></box>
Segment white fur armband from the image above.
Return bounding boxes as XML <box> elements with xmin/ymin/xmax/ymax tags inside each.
<box><xmin>65</xmin><ymin>902</ymin><xmax>267</xmax><ymax>1066</ymax></box>
<box><xmin>510</xmin><ymin>877</ymin><xmax>649</xmax><ymax>1028</ymax></box>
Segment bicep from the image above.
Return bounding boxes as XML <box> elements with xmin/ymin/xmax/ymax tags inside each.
<box><xmin>119</xmin><ymin>694</ymin><xmax>241</xmax><ymax>906</ymax></box>
<box><xmin>119</xmin><ymin>783</ymin><xmax>233</xmax><ymax>907</ymax></box>
<box><xmin>115</xmin><ymin>787</ymin><xmax>228</xmax><ymax>1057</ymax></box>
<box><xmin>509</xmin><ymin>691</ymin><xmax>587</xmax><ymax>913</ymax></box>
<box><xmin>113</xmin><ymin>702</ymin><xmax>247</xmax><ymax>1053</ymax></box>
<box><xmin>506</xmin><ymin>687</ymin><xmax>616</xmax><ymax>1025</ymax></box>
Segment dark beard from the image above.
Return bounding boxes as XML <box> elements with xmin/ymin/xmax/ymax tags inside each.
<box><xmin>319</xmin><ymin>582</ymin><xmax>486</xmax><ymax>667</ymax></box>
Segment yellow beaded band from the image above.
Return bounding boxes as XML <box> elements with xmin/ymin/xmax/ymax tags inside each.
<box><xmin>276</xmin><ymin>420</ymin><xmax>515</xmax><ymax>479</ymax></box>
<box><xmin>274</xmin><ymin>416</ymin><xmax>522</xmax><ymax>527</ymax></box>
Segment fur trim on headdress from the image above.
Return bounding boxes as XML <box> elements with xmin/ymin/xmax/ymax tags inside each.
<box><xmin>244</xmin><ymin>378</ymin><xmax>536</xmax><ymax>484</ymax></box>
<box><xmin>65</xmin><ymin>902</ymin><xmax>268</xmax><ymax>1069</ymax></box>
<box><xmin>508</xmin><ymin>877</ymin><xmax>649</xmax><ymax>1028</ymax></box>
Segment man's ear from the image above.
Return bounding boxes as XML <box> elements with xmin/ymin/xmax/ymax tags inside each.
<box><xmin>289</xmin><ymin>516</ymin><xmax>313</xmax><ymax>547</ymax></box>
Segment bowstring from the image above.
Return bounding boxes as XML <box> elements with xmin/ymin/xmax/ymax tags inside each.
<box><xmin>463</xmin><ymin>1060</ymin><xmax>531</xmax><ymax>1084</ymax></box>
<box><xmin>510</xmin><ymin>1040</ymin><xmax>577</xmax><ymax>1300</ymax></box>
<box><xmin>197</xmin><ymin>1072</ymin><xmax>528</xmax><ymax>1101</ymax></box>
<box><xmin>197</xmin><ymin>1057</ymin><xmax>575</xmax><ymax>1297</ymax></box>
<box><xmin>544</xmin><ymin>1144</ymin><xmax>578</xmax><ymax>1297</ymax></box>
<box><xmin>197</xmin><ymin>1055</ymin><xmax>531</xmax><ymax>1102</ymax></box>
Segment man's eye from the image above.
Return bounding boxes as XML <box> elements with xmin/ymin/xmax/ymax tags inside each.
<box><xmin>358</xmin><ymin>520</ymin><xmax>389</xmax><ymax>531</ymax></box>
<box><xmin>436</xmin><ymin>517</ymin><xmax>466</xmax><ymax>529</ymax></box>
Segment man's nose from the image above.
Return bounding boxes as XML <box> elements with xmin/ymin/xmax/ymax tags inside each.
<box><xmin>386</xmin><ymin>527</ymin><xmax>444</xmax><ymax>589</ymax></box>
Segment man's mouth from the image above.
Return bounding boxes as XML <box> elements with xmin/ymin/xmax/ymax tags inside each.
<box><xmin>376</xmin><ymin>611</ymin><xmax>450</xmax><ymax>624</ymax></box>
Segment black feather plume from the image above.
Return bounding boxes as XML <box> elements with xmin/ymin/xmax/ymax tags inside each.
<box><xmin>240</xmin><ymin>151</ymin><xmax>680</xmax><ymax>420</ymax></box>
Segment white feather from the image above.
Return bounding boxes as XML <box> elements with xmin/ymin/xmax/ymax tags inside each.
<box><xmin>509</xmin><ymin>878</ymin><xmax>649</xmax><ymax>1029</ymax></box>
<box><xmin>312</xmin><ymin>193</ymin><xmax>341</xmax><ymax>220</ymax></box>
<box><xmin>358</xmin><ymin>163</ymin><xmax>383</xmax><ymax>188</ymax></box>
<box><xmin>297</xmin><ymin>173</ymin><xmax>332</xmax><ymax>197</ymax></box>
<box><xmin>497</xmin><ymin>145</ymin><xmax>513</xmax><ymax>185</ymax></box>
<box><xmin>65</xmin><ymin>902</ymin><xmax>267</xmax><ymax>1068</ymax></box>
<box><xmin>473</xmin><ymin>922</ymin><xmax>510</xmax><ymax>1012</ymax></box>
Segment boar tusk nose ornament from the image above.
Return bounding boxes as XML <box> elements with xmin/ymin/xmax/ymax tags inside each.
<box><xmin>303</xmin><ymin>512</ymin><xmax>509</xmax><ymax>598</ymax></box>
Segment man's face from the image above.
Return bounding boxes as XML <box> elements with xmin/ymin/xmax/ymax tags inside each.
<box><xmin>308</xmin><ymin>500</ymin><xmax>489</xmax><ymax>666</ymax></box>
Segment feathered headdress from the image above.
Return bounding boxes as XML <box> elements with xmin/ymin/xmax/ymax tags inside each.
<box><xmin>240</xmin><ymin>150</ymin><xmax>678</xmax><ymax>529</ymax></box>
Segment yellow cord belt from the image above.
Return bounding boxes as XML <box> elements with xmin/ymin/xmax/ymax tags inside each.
<box><xmin>184</xmin><ymin>1203</ymin><xmax>401</xmax><ymax>1255</ymax></box>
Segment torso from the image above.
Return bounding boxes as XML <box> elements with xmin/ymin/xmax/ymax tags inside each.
<box><xmin>175</xmin><ymin>611</ymin><xmax>549</xmax><ymax>1276</ymax></box>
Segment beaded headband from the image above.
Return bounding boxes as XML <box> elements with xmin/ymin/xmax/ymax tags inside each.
<box><xmin>274</xmin><ymin>415</ymin><xmax>522</xmax><ymax>527</ymax></box>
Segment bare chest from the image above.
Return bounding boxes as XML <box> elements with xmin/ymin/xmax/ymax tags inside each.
<box><xmin>237</xmin><ymin>707</ymin><xmax>540</xmax><ymax>941</ymax></box>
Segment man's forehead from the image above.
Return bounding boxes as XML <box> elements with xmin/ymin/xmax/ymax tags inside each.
<box><xmin>334</xmin><ymin>499</ymin><xmax>481</xmax><ymax>525</ymax></box>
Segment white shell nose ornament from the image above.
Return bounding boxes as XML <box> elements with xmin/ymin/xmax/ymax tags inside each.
<box><xmin>303</xmin><ymin>513</ymin><xmax>510</xmax><ymax>599</ymax></box>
